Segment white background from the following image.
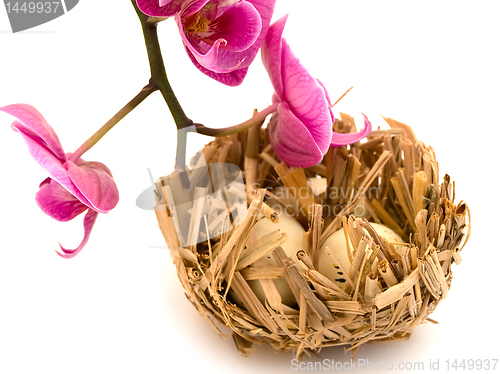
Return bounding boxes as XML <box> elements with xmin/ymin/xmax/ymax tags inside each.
<box><xmin>0</xmin><ymin>1</ymin><xmax>498</xmax><ymax>373</ymax></box>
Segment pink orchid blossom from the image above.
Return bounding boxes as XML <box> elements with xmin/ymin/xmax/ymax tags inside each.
<box><xmin>136</xmin><ymin>0</ymin><xmax>276</xmax><ymax>86</ymax></box>
<box><xmin>261</xmin><ymin>15</ymin><xmax>372</xmax><ymax>168</ymax></box>
<box><xmin>1</xmin><ymin>104</ymin><xmax>119</xmax><ymax>259</ymax></box>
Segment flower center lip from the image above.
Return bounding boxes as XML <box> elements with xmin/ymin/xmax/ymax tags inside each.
<box><xmin>182</xmin><ymin>10</ymin><xmax>211</xmax><ymax>34</ymax></box>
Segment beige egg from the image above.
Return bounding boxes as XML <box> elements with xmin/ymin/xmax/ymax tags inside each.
<box><xmin>230</xmin><ymin>212</ymin><xmax>305</xmax><ymax>307</ymax></box>
<box><xmin>318</xmin><ymin>223</ymin><xmax>405</xmax><ymax>288</ymax></box>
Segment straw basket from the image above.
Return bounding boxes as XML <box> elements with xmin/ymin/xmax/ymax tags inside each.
<box><xmin>153</xmin><ymin>113</ymin><xmax>471</xmax><ymax>357</ymax></box>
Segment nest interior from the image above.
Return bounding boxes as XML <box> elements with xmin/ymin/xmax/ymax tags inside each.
<box><xmin>154</xmin><ymin>113</ymin><xmax>471</xmax><ymax>357</ymax></box>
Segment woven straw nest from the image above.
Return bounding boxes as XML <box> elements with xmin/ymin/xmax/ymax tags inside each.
<box><xmin>153</xmin><ymin>113</ymin><xmax>471</xmax><ymax>357</ymax></box>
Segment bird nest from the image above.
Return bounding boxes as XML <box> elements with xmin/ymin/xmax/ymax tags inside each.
<box><xmin>153</xmin><ymin>113</ymin><xmax>471</xmax><ymax>357</ymax></box>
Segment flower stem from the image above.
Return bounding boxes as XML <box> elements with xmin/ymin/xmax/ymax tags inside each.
<box><xmin>132</xmin><ymin>1</ymin><xmax>279</xmax><ymax>138</ymax></box>
<box><xmin>132</xmin><ymin>0</ymin><xmax>193</xmax><ymax>130</ymax></box>
<box><xmin>132</xmin><ymin>1</ymin><xmax>193</xmax><ymax>187</ymax></box>
<box><xmin>131</xmin><ymin>2</ymin><xmax>276</xmax><ymax>188</ymax></box>
<box><xmin>195</xmin><ymin>103</ymin><xmax>279</xmax><ymax>137</ymax></box>
<box><xmin>69</xmin><ymin>84</ymin><xmax>156</xmax><ymax>163</ymax></box>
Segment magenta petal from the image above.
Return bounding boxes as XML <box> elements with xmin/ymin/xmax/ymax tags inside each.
<box><xmin>180</xmin><ymin>0</ymin><xmax>210</xmax><ymax>18</ymax></box>
<box><xmin>136</xmin><ymin>0</ymin><xmax>184</xmax><ymax>17</ymax></box>
<box><xmin>269</xmin><ymin>102</ymin><xmax>324</xmax><ymax>168</ymax></box>
<box><xmin>185</xmin><ymin>48</ymin><xmax>249</xmax><ymax>85</ymax></box>
<box><xmin>56</xmin><ymin>209</ymin><xmax>99</xmax><ymax>259</ymax></box>
<box><xmin>316</xmin><ymin>79</ymin><xmax>335</xmax><ymax>124</ymax></box>
<box><xmin>205</xmin><ymin>0</ymin><xmax>276</xmax><ymax>71</ymax></box>
<box><xmin>261</xmin><ymin>14</ymin><xmax>287</xmax><ymax>98</ymax></box>
<box><xmin>202</xmin><ymin>1</ymin><xmax>261</xmax><ymax>52</ymax></box>
<box><xmin>66</xmin><ymin>160</ymin><xmax>119</xmax><ymax>213</ymax></box>
<box><xmin>330</xmin><ymin>114</ymin><xmax>373</xmax><ymax>147</ymax></box>
<box><xmin>280</xmin><ymin>39</ymin><xmax>332</xmax><ymax>155</ymax></box>
<box><xmin>36</xmin><ymin>179</ymin><xmax>88</xmax><ymax>222</ymax></box>
<box><xmin>177</xmin><ymin>14</ymin><xmax>239</xmax><ymax>73</ymax></box>
<box><xmin>181</xmin><ymin>0</ymin><xmax>276</xmax><ymax>85</ymax></box>
<box><xmin>2</xmin><ymin>104</ymin><xmax>66</xmax><ymax>162</ymax></box>
<box><xmin>11</xmin><ymin>122</ymin><xmax>73</xmax><ymax>185</ymax></box>
<box><xmin>238</xmin><ymin>0</ymin><xmax>276</xmax><ymax>69</ymax></box>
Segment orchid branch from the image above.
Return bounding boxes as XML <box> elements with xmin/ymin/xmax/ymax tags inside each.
<box><xmin>194</xmin><ymin>102</ymin><xmax>279</xmax><ymax>137</ymax></box>
<box><xmin>69</xmin><ymin>84</ymin><xmax>156</xmax><ymax>163</ymax></box>
<box><xmin>132</xmin><ymin>1</ymin><xmax>193</xmax><ymax>131</ymax></box>
<box><xmin>131</xmin><ymin>0</ymin><xmax>276</xmax><ymax>188</ymax></box>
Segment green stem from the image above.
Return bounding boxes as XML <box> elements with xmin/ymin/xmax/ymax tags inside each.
<box><xmin>195</xmin><ymin>103</ymin><xmax>279</xmax><ymax>137</ymax></box>
<box><xmin>131</xmin><ymin>2</ymin><xmax>276</xmax><ymax>188</ymax></box>
<box><xmin>133</xmin><ymin>1</ymin><xmax>193</xmax><ymax>187</ymax></box>
<box><xmin>132</xmin><ymin>0</ymin><xmax>192</xmax><ymax>130</ymax></box>
<box><xmin>69</xmin><ymin>84</ymin><xmax>156</xmax><ymax>163</ymax></box>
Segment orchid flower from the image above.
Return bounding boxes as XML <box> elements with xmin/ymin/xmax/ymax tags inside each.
<box><xmin>1</xmin><ymin>104</ymin><xmax>119</xmax><ymax>259</ymax></box>
<box><xmin>261</xmin><ymin>15</ymin><xmax>372</xmax><ymax>168</ymax></box>
<box><xmin>136</xmin><ymin>0</ymin><xmax>276</xmax><ymax>86</ymax></box>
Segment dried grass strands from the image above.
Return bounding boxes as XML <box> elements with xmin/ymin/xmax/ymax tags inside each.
<box><xmin>303</xmin><ymin>204</ymin><xmax>323</xmax><ymax>268</ymax></box>
<box><xmin>244</xmin><ymin>111</ymin><xmax>263</xmax><ymax>195</ymax></box>
<box><xmin>429</xmin><ymin>247</ymin><xmax>449</xmax><ymax>299</ymax></box>
<box><xmin>230</xmin><ymin>271</ymin><xmax>280</xmax><ymax>335</ymax></box>
<box><xmin>391</xmin><ymin>173</ymin><xmax>417</xmax><ymax>231</ymax></box>
<box><xmin>321</xmin><ymin>150</ymin><xmax>392</xmax><ymax>245</ymax></box>
<box><xmin>296</xmin><ymin>250</ymin><xmax>315</xmax><ymax>270</ymax></box>
<box><xmin>232</xmin><ymin>333</ymin><xmax>256</xmax><ymax>357</ymax></box>
<box><xmin>358</xmin><ymin>219</ymin><xmax>401</xmax><ymax>263</ymax></box>
<box><xmin>236</xmin><ymin>230</ymin><xmax>287</xmax><ymax>270</ymax></box>
<box><xmin>304</xmin><ymin>270</ymin><xmax>351</xmax><ymax>300</ymax></box>
<box><xmin>384</xmin><ymin>296</ymin><xmax>410</xmax><ymax>331</ymax></box>
<box><xmin>414</xmin><ymin>209</ymin><xmax>429</xmax><ymax>254</ymax></box>
<box><xmin>361</xmin><ymin>199</ymin><xmax>381</xmax><ymax>223</ymax></box>
<box><xmin>155</xmin><ymin>206</ymin><xmax>224</xmax><ymax>335</ymax></box>
<box><xmin>272</xmin><ymin>247</ymin><xmax>336</xmax><ymax>328</ymax></box>
<box><xmin>370</xmin><ymin>199</ymin><xmax>406</xmax><ymax>238</ymax></box>
<box><xmin>412</xmin><ymin>171</ymin><xmax>428</xmax><ymax>214</ymax></box>
<box><xmin>364</xmin><ymin>272</ymin><xmax>379</xmax><ymax>302</ymax></box>
<box><xmin>326</xmin><ymin>149</ymin><xmax>348</xmax><ymax>209</ymax></box>
<box><xmin>456</xmin><ymin>202</ymin><xmax>472</xmax><ymax>251</ymax></box>
<box><xmin>426</xmin><ymin>212</ymin><xmax>440</xmax><ymax>245</ymax></box>
<box><xmin>378</xmin><ymin>259</ymin><xmax>399</xmax><ymax>287</ymax></box>
<box><xmin>418</xmin><ymin>251</ymin><xmax>448</xmax><ymax>300</ymax></box>
<box><xmin>162</xmin><ymin>184</ymin><xmax>187</xmax><ymax>246</ymax></box>
<box><xmin>259</xmin><ymin>150</ymin><xmax>279</xmax><ymax>169</ymax></box>
<box><xmin>346</xmin><ymin>156</ymin><xmax>362</xmax><ymax>204</ymax></box>
<box><xmin>408</xmin><ymin>293</ymin><xmax>431</xmax><ymax>332</ymax></box>
<box><xmin>345</xmin><ymin>239</ymin><xmax>369</xmax><ymax>295</ymax></box>
<box><xmin>205</xmin><ymin>190</ymin><xmax>264</xmax><ymax>280</ymax></box>
<box><xmin>305</xmin><ymin>163</ymin><xmax>327</xmax><ymax>178</ymax></box>
<box><xmin>373</xmin><ymin>268</ymin><xmax>420</xmax><ymax>309</ymax></box>
<box><xmin>252</xmin><ymin>258</ymin><xmax>283</xmax><ymax>311</ymax></box>
<box><xmin>240</xmin><ymin>266</ymin><xmax>285</xmax><ymax>280</ymax></box>
<box><xmin>324</xmin><ymin>301</ymin><xmax>363</xmax><ymax>315</ymax></box>
<box><xmin>264</xmin><ymin>303</ymin><xmax>313</xmax><ymax>351</ymax></box>
<box><xmin>257</xmin><ymin>150</ymin><xmax>276</xmax><ymax>186</ymax></box>
<box><xmin>275</xmin><ymin>163</ymin><xmax>315</xmax><ymax>224</ymax></box>
<box><xmin>186</xmin><ymin>187</ymin><xmax>208</xmax><ymax>254</ymax></box>
<box><xmin>400</xmin><ymin>247</ymin><xmax>417</xmax><ymax>317</ymax></box>
<box><xmin>402</xmin><ymin>139</ymin><xmax>415</xmax><ymax>188</ymax></box>
<box><xmin>153</xmin><ymin>113</ymin><xmax>471</xmax><ymax>357</ymax></box>
<box><xmin>246</xmin><ymin>191</ymin><xmax>279</xmax><ymax>223</ymax></box>
<box><xmin>382</xmin><ymin>117</ymin><xmax>418</xmax><ymax>154</ymax></box>
<box><xmin>350</xmin><ymin>245</ymin><xmax>370</xmax><ymax>303</ymax></box>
